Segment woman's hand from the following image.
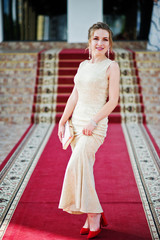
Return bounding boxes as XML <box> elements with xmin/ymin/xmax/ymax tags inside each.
<box><xmin>82</xmin><ymin>120</ymin><xmax>97</xmax><ymax>136</ymax></box>
<box><xmin>58</xmin><ymin>122</ymin><xmax>65</xmax><ymax>143</ymax></box>
<box><xmin>58</xmin><ymin>86</ymin><xmax>78</xmax><ymax>142</ymax></box>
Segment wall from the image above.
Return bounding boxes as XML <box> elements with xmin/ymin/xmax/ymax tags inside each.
<box><xmin>0</xmin><ymin>0</ymin><xmax>3</xmax><ymax>42</ymax></box>
<box><xmin>67</xmin><ymin>0</ymin><xmax>103</xmax><ymax>43</ymax></box>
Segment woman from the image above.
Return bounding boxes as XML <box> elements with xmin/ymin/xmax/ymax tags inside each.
<box><xmin>58</xmin><ymin>22</ymin><xmax>120</xmax><ymax>239</ymax></box>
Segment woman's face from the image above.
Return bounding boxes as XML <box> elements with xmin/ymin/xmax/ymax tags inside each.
<box><xmin>89</xmin><ymin>29</ymin><xmax>110</xmax><ymax>57</ymax></box>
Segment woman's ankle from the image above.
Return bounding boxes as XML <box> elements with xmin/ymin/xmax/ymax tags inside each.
<box><xmin>83</xmin><ymin>216</ymin><xmax>89</xmax><ymax>228</ymax></box>
<box><xmin>88</xmin><ymin>213</ymin><xmax>101</xmax><ymax>231</ymax></box>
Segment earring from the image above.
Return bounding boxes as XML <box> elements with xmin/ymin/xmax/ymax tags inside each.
<box><xmin>108</xmin><ymin>48</ymin><xmax>110</xmax><ymax>59</ymax></box>
<box><xmin>89</xmin><ymin>48</ymin><xmax>91</xmax><ymax>60</ymax></box>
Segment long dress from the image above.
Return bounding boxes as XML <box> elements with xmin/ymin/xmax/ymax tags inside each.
<box><xmin>58</xmin><ymin>58</ymin><xmax>114</xmax><ymax>214</ymax></box>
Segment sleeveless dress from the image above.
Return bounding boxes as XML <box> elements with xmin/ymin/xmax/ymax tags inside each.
<box><xmin>58</xmin><ymin>58</ymin><xmax>114</xmax><ymax>214</ymax></box>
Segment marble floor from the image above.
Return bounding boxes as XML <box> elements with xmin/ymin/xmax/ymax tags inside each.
<box><xmin>0</xmin><ymin>122</ymin><xmax>159</xmax><ymax>167</ymax></box>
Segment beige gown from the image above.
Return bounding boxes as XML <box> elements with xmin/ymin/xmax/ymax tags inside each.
<box><xmin>58</xmin><ymin>58</ymin><xmax>114</xmax><ymax>214</ymax></box>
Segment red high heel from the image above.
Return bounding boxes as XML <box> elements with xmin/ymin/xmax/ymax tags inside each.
<box><xmin>80</xmin><ymin>227</ymin><xmax>89</xmax><ymax>235</ymax></box>
<box><xmin>87</xmin><ymin>212</ymin><xmax>108</xmax><ymax>239</ymax></box>
<box><xmin>101</xmin><ymin>212</ymin><xmax>108</xmax><ymax>227</ymax></box>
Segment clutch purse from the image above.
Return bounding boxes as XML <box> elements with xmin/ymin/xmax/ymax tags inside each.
<box><xmin>62</xmin><ymin>119</ymin><xmax>74</xmax><ymax>150</ymax></box>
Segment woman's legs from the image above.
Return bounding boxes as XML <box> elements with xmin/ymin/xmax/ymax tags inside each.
<box><xmin>83</xmin><ymin>215</ymin><xmax>89</xmax><ymax>228</ymax></box>
<box><xmin>88</xmin><ymin>213</ymin><xmax>101</xmax><ymax>231</ymax></box>
<box><xmin>59</xmin><ymin>133</ymin><xmax>105</xmax><ymax>214</ymax></box>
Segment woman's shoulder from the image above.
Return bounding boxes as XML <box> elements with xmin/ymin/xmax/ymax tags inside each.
<box><xmin>107</xmin><ymin>59</ymin><xmax>119</xmax><ymax>70</ymax></box>
<box><xmin>79</xmin><ymin>59</ymin><xmax>88</xmax><ymax>67</ymax></box>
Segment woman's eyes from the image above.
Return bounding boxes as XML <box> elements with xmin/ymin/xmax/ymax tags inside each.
<box><xmin>93</xmin><ymin>38</ymin><xmax>108</xmax><ymax>41</ymax></box>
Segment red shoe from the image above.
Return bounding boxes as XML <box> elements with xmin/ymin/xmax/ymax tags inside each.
<box><xmin>101</xmin><ymin>212</ymin><xmax>108</xmax><ymax>227</ymax></box>
<box><xmin>80</xmin><ymin>227</ymin><xmax>89</xmax><ymax>235</ymax></box>
<box><xmin>87</xmin><ymin>212</ymin><xmax>108</xmax><ymax>239</ymax></box>
<box><xmin>87</xmin><ymin>229</ymin><xmax>101</xmax><ymax>239</ymax></box>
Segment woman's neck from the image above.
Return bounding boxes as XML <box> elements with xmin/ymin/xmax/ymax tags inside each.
<box><xmin>90</xmin><ymin>55</ymin><xmax>108</xmax><ymax>63</ymax></box>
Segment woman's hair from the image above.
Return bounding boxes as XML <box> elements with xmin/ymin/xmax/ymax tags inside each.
<box><xmin>88</xmin><ymin>22</ymin><xmax>113</xmax><ymax>51</ymax></box>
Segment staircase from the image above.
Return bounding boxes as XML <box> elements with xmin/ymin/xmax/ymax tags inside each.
<box><xmin>134</xmin><ymin>51</ymin><xmax>160</xmax><ymax>125</ymax></box>
<box><xmin>32</xmin><ymin>48</ymin><xmax>146</xmax><ymax>124</ymax></box>
<box><xmin>0</xmin><ymin>50</ymin><xmax>38</xmax><ymax>124</ymax></box>
<box><xmin>115</xmin><ymin>48</ymin><xmax>145</xmax><ymax>123</ymax></box>
<box><xmin>1</xmin><ymin>48</ymin><xmax>154</xmax><ymax>125</ymax></box>
<box><xmin>31</xmin><ymin>49</ymin><xmax>60</xmax><ymax>123</ymax></box>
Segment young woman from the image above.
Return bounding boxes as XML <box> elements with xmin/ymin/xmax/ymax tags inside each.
<box><xmin>58</xmin><ymin>22</ymin><xmax>120</xmax><ymax>239</ymax></box>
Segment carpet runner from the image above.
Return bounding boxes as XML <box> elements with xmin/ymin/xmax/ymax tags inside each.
<box><xmin>1</xmin><ymin>124</ymin><xmax>152</xmax><ymax>240</ymax></box>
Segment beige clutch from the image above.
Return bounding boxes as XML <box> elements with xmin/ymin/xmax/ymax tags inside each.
<box><xmin>62</xmin><ymin>119</ymin><xmax>74</xmax><ymax>150</ymax></box>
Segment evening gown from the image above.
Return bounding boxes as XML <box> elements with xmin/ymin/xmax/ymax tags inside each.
<box><xmin>58</xmin><ymin>58</ymin><xmax>114</xmax><ymax>214</ymax></box>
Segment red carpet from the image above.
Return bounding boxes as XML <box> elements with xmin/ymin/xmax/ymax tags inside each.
<box><xmin>3</xmin><ymin>123</ymin><xmax>151</xmax><ymax>240</ymax></box>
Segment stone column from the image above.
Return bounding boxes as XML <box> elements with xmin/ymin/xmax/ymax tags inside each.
<box><xmin>147</xmin><ymin>0</ymin><xmax>160</xmax><ymax>51</ymax></box>
<box><xmin>67</xmin><ymin>0</ymin><xmax>103</xmax><ymax>43</ymax></box>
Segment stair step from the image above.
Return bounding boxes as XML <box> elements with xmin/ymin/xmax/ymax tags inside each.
<box><xmin>0</xmin><ymin>52</ymin><xmax>37</xmax><ymax>61</ymax></box>
<box><xmin>56</xmin><ymin>94</ymin><xmax>70</xmax><ymax>103</ymax></box>
<box><xmin>32</xmin><ymin>103</ymin><xmax>56</xmax><ymax>113</ymax></box>
<box><xmin>55</xmin><ymin>103</ymin><xmax>144</xmax><ymax>114</ymax></box>
<box><xmin>58</xmin><ymin>76</ymin><xmax>74</xmax><ymax>84</ymax></box>
<box><xmin>55</xmin><ymin>104</ymin><xmax>121</xmax><ymax>113</ymax></box>
<box><xmin>33</xmin><ymin>94</ymin><xmax>57</xmax><ymax>104</ymax></box>
<box><xmin>58</xmin><ymin>61</ymin><xmax>81</xmax><ymax>68</ymax></box>
<box><xmin>55</xmin><ymin>112</ymin><xmax>122</xmax><ymax>123</ymax></box>
<box><xmin>0</xmin><ymin>104</ymin><xmax>32</xmax><ymax>114</ymax></box>
<box><xmin>0</xmin><ymin>113</ymin><xmax>31</xmax><ymax>124</ymax></box>
<box><xmin>0</xmin><ymin>95</ymin><xmax>34</xmax><ymax>104</ymax></box>
<box><xmin>57</xmin><ymin>76</ymin><xmax>141</xmax><ymax>85</ymax></box>
<box><xmin>0</xmin><ymin>77</ymin><xmax>35</xmax><ymax>86</ymax></box>
<box><xmin>58</xmin><ymin>68</ymin><xmax>78</xmax><ymax>75</ymax></box>
<box><xmin>32</xmin><ymin>93</ymin><xmax>143</xmax><ymax>105</ymax></box>
<box><xmin>136</xmin><ymin>61</ymin><xmax>160</xmax><ymax>68</ymax></box>
<box><xmin>56</xmin><ymin>85</ymin><xmax>142</xmax><ymax>94</ymax></box>
<box><xmin>59</xmin><ymin>49</ymin><xmax>89</xmax><ymax>60</ymax></box>
<box><xmin>0</xmin><ymin>62</ymin><xmax>37</xmax><ymax>68</ymax></box>
<box><xmin>135</xmin><ymin>51</ymin><xmax>160</xmax><ymax>61</ymax></box>
<box><xmin>0</xmin><ymin>86</ymin><xmax>34</xmax><ymax>95</ymax></box>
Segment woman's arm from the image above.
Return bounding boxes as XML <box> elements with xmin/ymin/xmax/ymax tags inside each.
<box><xmin>58</xmin><ymin>85</ymin><xmax>78</xmax><ymax>142</ymax></box>
<box><xmin>93</xmin><ymin>62</ymin><xmax>120</xmax><ymax>123</ymax></box>
<box><xmin>83</xmin><ymin>62</ymin><xmax>120</xmax><ymax>136</ymax></box>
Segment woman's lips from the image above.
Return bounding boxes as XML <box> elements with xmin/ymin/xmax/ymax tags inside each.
<box><xmin>96</xmin><ymin>47</ymin><xmax>104</xmax><ymax>50</ymax></box>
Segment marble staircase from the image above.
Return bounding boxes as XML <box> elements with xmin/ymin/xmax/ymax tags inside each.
<box><xmin>0</xmin><ymin>51</ymin><xmax>38</xmax><ymax>124</ymax></box>
<box><xmin>135</xmin><ymin>51</ymin><xmax>160</xmax><ymax>125</ymax></box>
